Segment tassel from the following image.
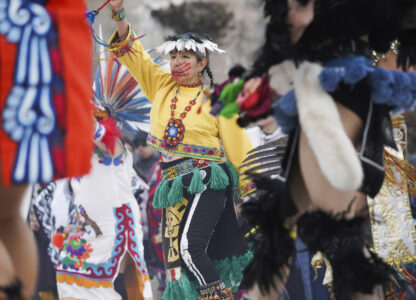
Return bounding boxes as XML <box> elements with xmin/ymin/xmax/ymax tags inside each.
<box><xmin>225</xmin><ymin>161</ymin><xmax>239</xmax><ymax>187</ymax></box>
<box><xmin>162</xmin><ymin>275</ymin><xmax>199</xmax><ymax>300</ymax></box>
<box><xmin>162</xmin><ymin>281</ymin><xmax>187</xmax><ymax>300</ymax></box>
<box><xmin>168</xmin><ymin>176</ymin><xmax>184</xmax><ymax>206</ymax></box>
<box><xmin>209</xmin><ymin>162</ymin><xmax>229</xmax><ymax>190</ymax></box>
<box><xmin>188</xmin><ymin>168</ymin><xmax>205</xmax><ymax>194</ymax></box>
<box><xmin>153</xmin><ymin>180</ymin><xmax>169</xmax><ymax>209</ymax></box>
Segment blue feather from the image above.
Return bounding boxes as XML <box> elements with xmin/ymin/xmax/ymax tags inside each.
<box><xmin>344</xmin><ymin>57</ymin><xmax>371</xmax><ymax>85</ymax></box>
<box><xmin>86</xmin><ymin>11</ymin><xmax>96</xmax><ymax>26</ymax></box>
<box><xmin>272</xmin><ymin>91</ymin><xmax>298</xmax><ymax>134</ymax></box>
<box><xmin>368</xmin><ymin>68</ymin><xmax>394</xmax><ymax>104</ymax></box>
<box><xmin>319</xmin><ymin>67</ymin><xmax>344</xmax><ymax>92</ymax></box>
<box><xmin>92</xmin><ymin>51</ymin><xmax>168</xmax><ymax>135</ymax></box>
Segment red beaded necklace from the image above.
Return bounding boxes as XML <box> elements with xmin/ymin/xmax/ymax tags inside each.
<box><xmin>163</xmin><ymin>84</ymin><xmax>204</xmax><ymax>149</ymax></box>
<box><xmin>179</xmin><ymin>81</ymin><xmax>203</xmax><ymax>88</ymax></box>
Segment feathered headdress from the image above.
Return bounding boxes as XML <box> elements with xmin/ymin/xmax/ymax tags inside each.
<box><xmin>93</xmin><ymin>58</ymin><xmax>151</xmax><ymax>133</ymax></box>
<box><xmin>93</xmin><ymin>50</ymin><xmax>168</xmax><ymax>134</ymax></box>
<box><xmin>156</xmin><ymin>33</ymin><xmax>225</xmax><ymax>55</ymax></box>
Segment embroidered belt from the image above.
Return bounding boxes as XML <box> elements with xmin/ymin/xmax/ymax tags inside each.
<box><xmin>147</xmin><ymin>133</ymin><xmax>226</xmax><ymax>162</ymax></box>
<box><xmin>161</xmin><ymin>159</ymin><xmax>212</xmax><ymax>180</ymax></box>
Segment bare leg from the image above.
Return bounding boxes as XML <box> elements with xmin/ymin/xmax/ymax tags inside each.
<box><xmin>0</xmin><ymin>164</ymin><xmax>38</xmax><ymax>298</ymax></box>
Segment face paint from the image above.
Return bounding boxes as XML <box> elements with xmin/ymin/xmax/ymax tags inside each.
<box><xmin>171</xmin><ymin>62</ymin><xmax>191</xmax><ymax>80</ymax></box>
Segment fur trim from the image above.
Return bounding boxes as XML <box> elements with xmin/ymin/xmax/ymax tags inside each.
<box><xmin>294</xmin><ymin>62</ymin><xmax>363</xmax><ymax>191</ymax></box>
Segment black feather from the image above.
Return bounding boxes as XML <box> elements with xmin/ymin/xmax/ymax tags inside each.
<box><xmin>397</xmin><ymin>29</ymin><xmax>416</xmax><ymax>70</ymax></box>
<box><xmin>297</xmin><ymin>210</ymin><xmax>392</xmax><ymax>300</ymax></box>
<box><xmin>241</xmin><ymin>174</ymin><xmax>297</xmax><ymax>294</ymax></box>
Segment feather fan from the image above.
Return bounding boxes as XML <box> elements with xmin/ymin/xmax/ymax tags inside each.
<box><xmin>241</xmin><ymin>136</ymin><xmax>288</xmax><ymax>180</ymax></box>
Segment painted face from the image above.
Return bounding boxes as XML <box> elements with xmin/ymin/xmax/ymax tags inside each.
<box><xmin>169</xmin><ymin>50</ymin><xmax>206</xmax><ymax>85</ymax></box>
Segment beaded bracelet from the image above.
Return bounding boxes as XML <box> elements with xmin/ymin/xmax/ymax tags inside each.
<box><xmin>112</xmin><ymin>8</ymin><xmax>126</xmax><ymax>21</ymax></box>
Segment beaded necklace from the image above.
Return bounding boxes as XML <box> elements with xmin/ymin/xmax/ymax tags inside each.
<box><xmin>163</xmin><ymin>84</ymin><xmax>204</xmax><ymax>149</ymax></box>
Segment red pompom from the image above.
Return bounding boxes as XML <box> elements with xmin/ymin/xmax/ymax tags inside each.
<box><xmin>52</xmin><ymin>232</ymin><xmax>65</xmax><ymax>250</ymax></box>
<box><xmin>98</xmin><ymin>118</ymin><xmax>123</xmax><ymax>154</ymax></box>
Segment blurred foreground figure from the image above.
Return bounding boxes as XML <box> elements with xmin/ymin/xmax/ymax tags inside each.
<box><xmin>54</xmin><ymin>58</ymin><xmax>154</xmax><ymax>300</ymax></box>
<box><xmin>0</xmin><ymin>0</ymin><xmax>93</xmax><ymax>298</ymax></box>
<box><xmin>211</xmin><ymin>0</ymin><xmax>416</xmax><ymax>300</ymax></box>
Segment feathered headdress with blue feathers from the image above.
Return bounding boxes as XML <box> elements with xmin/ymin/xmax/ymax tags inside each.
<box><xmin>93</xmin><ymin>51</ymin><xmax>168</xmax><ymax>134</ymax></box>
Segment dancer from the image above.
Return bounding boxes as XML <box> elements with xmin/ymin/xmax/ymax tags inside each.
<box><xmin>108</xmin><ymin>0</ymin><xmax>255</xmax><ymax>298</ymax></box>
<box><xmin>54</xmin><ymin>57</ymin><xmax>153</xmax><ymax>300</ymax></box>
<box><xmin>215</xmin><ymin>0</ymin><xmax>416</xmax><ymax>299</ymax></box>
<box><xmin>0</xmin><ymin>0</ymin><xmax>93</xmax><ymax>298</ymax></box>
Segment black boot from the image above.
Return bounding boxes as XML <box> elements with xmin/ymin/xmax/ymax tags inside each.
<box><xmin>0</xmin><ymin>279</ymin><xmax>22</xmax><ymax>300</ymax></box>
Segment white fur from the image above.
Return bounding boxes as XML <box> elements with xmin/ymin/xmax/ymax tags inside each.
<box><xmin>294</xmin><ymin>62</ymin><xmax>363</xmax><ymax>190</ymax></box>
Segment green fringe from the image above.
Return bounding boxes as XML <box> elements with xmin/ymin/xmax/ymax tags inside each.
<box><xmin>209</xmin><ymin>162</ymin><xmax>229</xmax><ymax>190</ymax></box>
<box><xmin>215</xmin><ymin>250</ymin><xmax>253</xmax><ymax>292</ymax></box>
<box><xmin>162</xmin><ymin>272</ymin><xmax>199</xmax><ymax>300</ymax></box>
<box><xmin>162</xmin><ymin>251</ymin><xmax>253</xmax><ymax>298</ymax></box>
<box><xmin>153</xmin><ymin>180</ymin><xmax>169</xmax><ymax>209</ymax></box>
<box><xmin>188</xmin><ymin>167</ymin><xmax>205</xmax><ymax>194</ymax></box>
<box><xmin>168</xmin><ymin>176</ymin><xmax>184</xmax><ymax>206</ymax></box>
<box><xmin>225</xmin><ymin>161</ymin><xmax>239</xmax><ymax>188</ymax></box>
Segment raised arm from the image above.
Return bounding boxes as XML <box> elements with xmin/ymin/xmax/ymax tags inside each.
<box><xmin>108</xmin><ymin>0</ymin><xmax>173</xmax><ymax>101</ymax></box>
<box><xmin>109</xmin><ymin>1</ymin><xmax>128</xmax><ymax>38</ymax></box>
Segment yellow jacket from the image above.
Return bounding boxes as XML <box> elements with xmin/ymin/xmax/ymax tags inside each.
<box><xmin>109</xmin><ymin>27</ymin><xmax>255</xmax><ymax>197</ymax></box>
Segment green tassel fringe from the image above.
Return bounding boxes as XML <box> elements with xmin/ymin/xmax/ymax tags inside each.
<box><xmin>225</xmin><ymin>161</ymin><xmax>239</xmax><ymax>188</ymax></box>
<box><xmin>209</xmin><ymin>162</ymin><xmax>229</xmax><ymax>190</ymax></box>
<box><xmin>164</xmin><ymin>250</ymin><xmax>254</xmax><ymax>298</ymax></box>
<box><xmin>162</xmin><ymin>273</ymin><xmax>199</xmax><ymax>300</ymax></box>
<box><xmin>168</xmin><ymin>176</ymin><xmax>184</xmax><ymax>206</ymax></box>
<box><xmin>188</xmin><ymin>167</ymin><xmax>205</xmax><ymax>194</ymax></box>
<box><xmin>214</xmin><ymin>250</ymin><xmax>254</xmax><ymax>292</ymax></box>
<box><xmin>153</xmin><ymin>180</ymin><xmax>169</xmax><ymax>209</ymax></box>
<box><xmin>154</xmin><ymin>161</ymin><xmax>237</xmax><ymax>209</ymax></box>
<box><xmin>162</xmin><ymin>280</ymin><xmax>186</xmax><ymax>300</ymax></box>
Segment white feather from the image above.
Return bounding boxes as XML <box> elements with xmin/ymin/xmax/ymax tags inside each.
<box><xmin>156</xmin><ymin>38</ymin><xmax>226</xmax><ymax>54</ymax></box>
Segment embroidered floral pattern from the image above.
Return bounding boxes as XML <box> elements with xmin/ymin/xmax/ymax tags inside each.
<box><xmin>148</xmin><ymin>134</ymin><xmax>225</xmax><ymax>161</ymax></box>
<box><xmin>56</xmin><ymin>203</ymin><xmax>149</xmax><ymax>287</ymax></box>
<box><xmin>161</xmin><ymin>159</ymin><xmax>210</xmax><ymax>180</ymax></box>
<box><xmin>240</xmin><ymin>182</ymin><xmax>256</xmax><ymax>198</ymax></box>
<box><xmin>59</xmin><ymin>231</ymin><xmax>93</xmax><ymax>271</ymax></box>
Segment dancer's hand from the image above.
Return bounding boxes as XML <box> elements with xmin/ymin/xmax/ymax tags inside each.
<box><xmin>109</xmin><ymin>0</ymin><xmax>124</xmax><ymax>13</ymax></box>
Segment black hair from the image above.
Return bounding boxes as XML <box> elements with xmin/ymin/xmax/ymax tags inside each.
<box><xmin>228</xmin><ymin>64</ymin><xmax>246</xmax><ymax>78</ymax></box>
<box><xmin>246</xmin><ymin>0</ymin><xmax>296</xmax><ymax>78</ymax></box>
<box><xmin>248</xmin><ymin>0</ymin><xmax>416</xmax><ymax>77</ymax></box>
<box><xmin>165</xmin><ymin>33</ymin><xmax>216</xmax><ymax>87</ymax></box>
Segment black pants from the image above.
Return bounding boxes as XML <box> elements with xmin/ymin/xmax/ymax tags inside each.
<box><xmin>161</xmin><ymin>159</ymin><xmax>247</xmax><ymax>287</ymax></box>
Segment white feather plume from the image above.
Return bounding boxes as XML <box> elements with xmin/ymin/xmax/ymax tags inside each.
<box><xmin>156</xmin><ymin>37</ymin><xmax>226</xmax><ymax>55</ymax></box>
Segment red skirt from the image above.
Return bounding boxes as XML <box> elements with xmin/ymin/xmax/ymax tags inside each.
<box><xmin>0</xmin><ymin>0</ymin><xmax>93</xmax><ymax>185</ymax></box>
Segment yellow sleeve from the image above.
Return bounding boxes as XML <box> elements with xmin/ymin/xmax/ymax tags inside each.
<box><xmin>108</xmin><ymin>25</ymin><xmax>173</xmax><ymax>102</ymax></box>
<box><xmin>219</xmin><ymin>115</ymin><xmax>256</xmax><ymax>198</ymax></box>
